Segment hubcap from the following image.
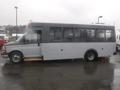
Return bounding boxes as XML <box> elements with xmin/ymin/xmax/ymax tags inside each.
<box><xmin>87</xmin><ymin>53</ymin><xmax>95</xmax><ymax>61</ymax></box>
<box><xmin>12</xmin><ymin>54</ymin><xmax>21</xmax><ymax>63</ymax></box>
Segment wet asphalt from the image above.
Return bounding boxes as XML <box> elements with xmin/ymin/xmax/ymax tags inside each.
<box><xmin>0</xmin><ymin>54</ymin><xmax>120</xmax><ymax>90</ymax></box>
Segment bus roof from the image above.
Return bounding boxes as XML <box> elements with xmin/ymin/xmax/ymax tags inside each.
<box><xmin>28</xmin><ymin>22</ymin><xmax>115</xmax><ymax>30</ymax></box>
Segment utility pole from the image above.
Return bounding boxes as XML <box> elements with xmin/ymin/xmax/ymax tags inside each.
<box><xmin>14</xmin><ymin>6</ymin><xmax>18</xmax><ymax>40</ymax></box>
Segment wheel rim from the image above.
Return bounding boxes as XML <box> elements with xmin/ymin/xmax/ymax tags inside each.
<box><xmin>12</xmin><ymin>54</ymin><xmax>21</xmax><ymax>63</ymax></box>
<box><xmin>87</xmin><ymin>52</ymin><xmax>95</xmax><ymax>61</ymax></box>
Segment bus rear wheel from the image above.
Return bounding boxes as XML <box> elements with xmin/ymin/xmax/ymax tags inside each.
<box><xmin>84</xmin><ymin>50</ymin><xmax>98</xmax><ymax>61</ymax></box>
<box><xmin>9</xmin><ymin>51</ymin><xmax>23</xmax><ymax>64</ymax></box>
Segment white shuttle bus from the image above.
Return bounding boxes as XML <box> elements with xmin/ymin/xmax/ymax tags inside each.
<box><xmin>1</xmin><ymin>22</ymin><xmax>116</xmax><ymax>63</ymax></box>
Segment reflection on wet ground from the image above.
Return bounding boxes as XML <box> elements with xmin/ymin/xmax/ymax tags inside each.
<box><xmin>0</xmin><ymin>55</ymin><xmax>120</xmax><ymax>90</ymax></box>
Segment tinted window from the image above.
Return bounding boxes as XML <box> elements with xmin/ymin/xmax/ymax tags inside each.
<box><xmin>96</xmin><ymin>30</ymin><xmax>105</xmax><ymax>41</ymax></box>
<box><xmin>49</xmin><ymin>29</ymin><xmax>54</xmax><ymax>41</ymax></box>
<box><xmin>63</xmin><ymin>28</ymin><xmax>73</xmax><ymax>41</ymax></box>
<box><xmin>80</xmin><ymin>29</ymin><xmax>87</xmax><ymax>41</ymax></box>
<box><xmin>74</xmin><ymin>28</ymin><xmax>87</xmax><ymax>42</ymax></box>
<box><xmin>86</xmin><ymin>29</ymin><xmax>95</xmax><ymax>41</ymax></box>
<box><xmin>50</xmin><ymin>27</ymin><xmax>62</xmax><ymax>42</ymax></box>
<box><xmin>74</xmin><ymin>28</ymin><xmax>81</xmax><ymax>41</ymax></box>
<box><xmin>106</xmin><ymin>30</ymin><xmax>112</xmax><ymax>41</ymax></box>
<box><xmin>49</xmin><ymin>26</ymin><xmax>115</xmax><ymax>42</ymax></box>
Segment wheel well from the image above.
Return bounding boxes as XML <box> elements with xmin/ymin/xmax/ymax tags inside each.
<box><xmin>8</xmin><ymin>50</ymin><xmax>24</xmax><ymax>57</ymax></box>
<box><xmin>84</xmin><ymin>49</ymin><xmax>98</xmax><ymax>57</ymax></box>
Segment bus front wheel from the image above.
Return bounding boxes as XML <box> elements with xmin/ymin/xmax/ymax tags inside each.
<box><xmin>9</xmin><ymin>51</ymin><xmax>23</xmax><ymax>64</ymax></box>
<box><xmin>84</xmin><ymin>50</ymin><xmax>98</xmax><ymax>61</ymax></box>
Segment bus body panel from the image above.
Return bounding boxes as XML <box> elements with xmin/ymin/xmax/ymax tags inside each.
<box><xmin>6</xmin><ymin>44</ymin><xmax>42</xmax><ymax>58</ymax></box>
<box><xmin>41</xmin><ymin>43</ymin><xmax>116</xmax><ymax>60</ymax></box>
<box><xmin>5</xmin><ymin>42</ymin><xmax>116</xmax><ymax>61</ymax></box>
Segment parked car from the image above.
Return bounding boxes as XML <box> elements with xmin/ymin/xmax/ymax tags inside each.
<box><xmin>0</xmin><ymin>39</ymin><xmax>7</xmax><ymax>49</ymax></box>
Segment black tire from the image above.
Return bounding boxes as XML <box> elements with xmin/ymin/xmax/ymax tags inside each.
<box><xmin>9</xmin><ymin>51</ymin><xmax>23</xmax><ymax>64</ymax></box>
<box><xmin>84</xmin><ymin>50</ymin><xmax>98</xmax><ymax>61</ymax></box>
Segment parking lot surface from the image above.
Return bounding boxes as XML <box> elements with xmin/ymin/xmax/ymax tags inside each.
<box><xmin>0</xmin><ymin>55</ymin><xmax>120</xmax><ymax>90</ymax></box>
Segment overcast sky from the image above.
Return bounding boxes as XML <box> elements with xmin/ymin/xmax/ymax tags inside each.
<box><xmin>1</xmin><ymin>0</ymin><xmax>120</xmax><ymax>28</ymax></box>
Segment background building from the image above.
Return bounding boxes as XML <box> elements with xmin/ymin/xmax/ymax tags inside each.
<box><xmin>0</xmin><ymin>25</ymin><xmax>26</xmax><ymax>41</ymax></box>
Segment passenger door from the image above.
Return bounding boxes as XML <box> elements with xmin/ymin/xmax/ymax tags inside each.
<box><xmin>22</xmin><ymin>30</ymin><xmax>42</xmax><ymax>59</ymax></box>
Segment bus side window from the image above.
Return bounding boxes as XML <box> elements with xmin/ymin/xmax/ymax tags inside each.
<box><xmin>49</xmin><ymin>30</ymin><xmax>54</xmax><ymax>41</ymax></box>
<box><xmin>63</xmin><ymin>28</ymin><xmax>74</xmax><ymax>42</ymax></box>
<box><xmin>49</xmin><ymin>27</ymin><xmax>62</xmax><ymax>42</ymax></box>
<box><xmin>80</xmin><ymin>29</ymin><xmax>86</xmax><ymax>42</ymax></box>
<box><xmin>74</xmin><ymin>28</ymin><xmax>81</xmax><ymax>41</ymax></box>
<box><xmin>106</xmin><ymin>30</ymin><xmax>112</xmax><ymax>41</ymax></box>
<box><xmin>96</xmin><ymin>30</ymin><xmax>105</xmax><ymax>42</ymax></box>
<box><xmin>86</xmin><ymin>29</ymin><xmax>95</xmax><ymax>42</ymax></box>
